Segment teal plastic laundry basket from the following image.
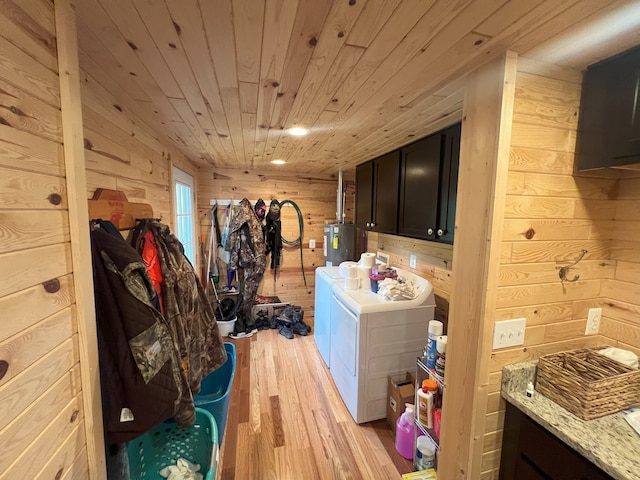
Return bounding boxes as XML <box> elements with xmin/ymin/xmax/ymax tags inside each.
<box><xmin>127</xmin><ymin>407</ymin><xmax>218</xmax><ymax>480</ymax></box>
<box><xmin>194</xmin><ymin>342</ymin><xmax>236</xmax><ymax>441</ymax></box>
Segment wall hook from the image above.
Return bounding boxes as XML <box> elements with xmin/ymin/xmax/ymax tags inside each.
<box><xmin>559</xmin><ymin>249</ymin><xmax>588</xmax><ymax>283</ymax></box>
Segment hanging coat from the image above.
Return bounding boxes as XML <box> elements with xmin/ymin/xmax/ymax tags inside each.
<box><xmin>90</xmin><ymin>228</ymin><xmax>185</xmax><ymax>443</ymax></box>
<box><xmin>225</xmin><ymin>198</ymin><xmax>267</xmax><ymax>272</ymax></box>
<box><xmin>129</xmin><ymin>219</ymin><xmax>227</xmax><ymax>426</ymax></box>
<box><xmin>265</xmin><ymin>199</ymin><xmax>282</xmax><ymax>269</ymax></box>
<box><xmin>224</xmin><ymin>198</ymin><xmax>267</xmax><ymax>330</ymax></box>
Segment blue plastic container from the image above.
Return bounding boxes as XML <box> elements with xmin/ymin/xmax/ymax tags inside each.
<box><xmin>194</xmin><ymin>342</ymin><xmax>236</xmax><ymax>441</ymax></box>
<box><xmin>127</xmin><ymin>407</ymin><xmax>218</xmax><ymax>480</ymax></box>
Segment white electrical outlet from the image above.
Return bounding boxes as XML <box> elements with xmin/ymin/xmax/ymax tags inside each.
<box><xmin>309</xmin><ymin>239</ymin><xmax>316</xmax><ymax>249</ymax></box>
<box><xmin>585</xmin><ymin>307</ymin><xmax>602</xmax><ymax>335</ymax></box>
<box><xmin>493</xmin><ymin>318</ymin><xmax>526</xmax><ymax>349</ymax></box>
<box><xmin>409</xmin><ymin>254</ymin><xmax>417</xmax><ymax>269</ymax></box>
<box><xmin>377</xmin><ymin>251</ymin><xmax>390</xmax><ymax>265</ymax></box>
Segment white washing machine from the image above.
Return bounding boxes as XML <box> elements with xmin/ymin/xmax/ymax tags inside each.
<box><xmin>329</xmin><ymin>268</ymin><xmax>435</xmax><ymax>424</ymax></box>
<box><xmin>314</xmin><ymin>266</ymin><xmax>342</xmax><ymax>367</ymax></box>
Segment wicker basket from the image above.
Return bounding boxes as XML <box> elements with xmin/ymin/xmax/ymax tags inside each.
<box><xmin>536</xmin><ymin>347</ymin><xmax>640</xmax><ymax>420</ymax></box>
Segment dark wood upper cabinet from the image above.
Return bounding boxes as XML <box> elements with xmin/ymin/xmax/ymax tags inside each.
<box><xmin>437</xmin><ymin>123</ymin><xmax>461</xmax><ymax>244</ymax></box>
<box><xmin>372</xmin><ymin>152</ymin><xmax>400</xmax><ymax>234</ymax></box>
<box><xmin>355</xmin><ymin>160</ymin><xmax>373</xmax><ymax>229</ymax></box>
<box><xmin>397</xmin><ymin>123</ymin><xmax>460</xmax><ymax>243</ymax></box>
<box><xmin>398</xmin><ymin>133</ymin><xmax>442</xmax><ymax>239</ymax></box>
<box><xmin>356</xmin><ymin>122</ymin><xmax>461</xmax><ymax>244</ymax></box>
<box><xmin>577</xmin><ymin>44</ymin><xmax>640</xmax><ymax>170</ymax></box>
<box><xmin>355</xmin><ymin>151</ymin><xmax>400</xmax><ymax>234</ymax></box>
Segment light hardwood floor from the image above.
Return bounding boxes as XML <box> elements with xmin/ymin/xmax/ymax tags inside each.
<box><xmin>218</xmin><ymin>329</ymin><xmax>414</xmax><ymax>479</ymax></box>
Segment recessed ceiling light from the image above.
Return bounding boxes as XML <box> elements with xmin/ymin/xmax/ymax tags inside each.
<box><xmin>271</xmin><ymin>159</ymin><xmax>286</xmax><ymax>165</ymax></box>
<box><xmin>288</xmin><ymin>127</ymin><xmax>309</xmax><ymax>136</ymax></box>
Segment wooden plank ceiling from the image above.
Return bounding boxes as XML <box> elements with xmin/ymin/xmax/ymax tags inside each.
<box><xmin>74</xmin><ymin>0</ymin><xmax>640</xmax><ymax>173</ymax></box>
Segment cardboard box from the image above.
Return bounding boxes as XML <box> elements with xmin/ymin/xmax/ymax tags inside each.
<box><xmin>387</xmin><ymin>371</ymin><xmax>416</xmax><ymax>433</ymax></box>
<box><xmin>402</xmin><ymin>469</ymin><xmax>437</xmax><ymax>479</ymax></box>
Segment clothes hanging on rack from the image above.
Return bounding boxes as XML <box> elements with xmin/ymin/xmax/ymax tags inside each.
<box><xmin>265</xmin><ymin>199</ymin><xmax>282</xmax><ymax>270</ymax></box>
<box><xmin>141</xmin><ymin>230</ymin><xmax>165</xmax><ymax>315</ymax></box>
<box><xmin>129</xmin><ymin>219</ymin><xmax>227</xmax><ymax>426</ymax></box>
<box><xmin>224</xmin><ymin>198</ymin><xmax>266</xmax><ymax>334</ymax></box>
<box><xmin>90</xmin><ymin>227</ymin><xmax>186</xmax><ymax>444</ymax></box>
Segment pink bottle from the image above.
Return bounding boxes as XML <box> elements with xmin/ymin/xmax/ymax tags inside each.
<box><xmin>395</xmin><ymin>404</ymin><xmax>415</xmax><ymax>460</ymax></box>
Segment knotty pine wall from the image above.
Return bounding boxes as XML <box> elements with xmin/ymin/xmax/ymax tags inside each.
<box><xmin>602</xmin><ymin>176</ymin><xmax>640</xmax><ymax>356</ymax></box>
<box><xmin>480</xmin><ymin>61</ymin><xmax>640</xmax><ymax>479</ymax></box>
<box><xmin>478</xmin><ymin>61</ymin><xmax>608</xmax><ymax>479</ymax></box>
<box><xmin>79</xmin><ymin>63</ymin><xmax>197</xmax><ymax>223</ymax></box>
<box><xmin>0</xmin><ymin>1</ymin><xmax>90</xmax><ymax>478</ymax></box>
<box><xmin>196</xmin><ymin>168</ymin><xmax>354</xmax><ymax>326</ymax></box>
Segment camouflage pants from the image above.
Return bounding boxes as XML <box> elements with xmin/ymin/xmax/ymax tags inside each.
<box><xmin>237</xmin><ymin>263</ymin><xmax>265</xmax><ymax>331</ymax></box>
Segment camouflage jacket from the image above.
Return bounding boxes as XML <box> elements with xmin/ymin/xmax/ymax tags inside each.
<box><xmin>224</xmin><ymin>198</ymin><xmax>266</xmax><ymax>271</ymax></box>
<box><xmin>91</xmin><ymin>227</ymin><xmax>184</xmax><ymax>443</ymax></box>
<box><xmin>130</xmin><ymin>220</ymin><xmax>227</xmax><ymax>427</ymax></box>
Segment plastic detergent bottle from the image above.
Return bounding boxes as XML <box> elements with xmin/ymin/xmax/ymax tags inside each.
<box><xmin>417</xmin><ymin>379</ymin><xmax>435</xmax><ymax>429</ymax></box>
<box><xmin>395</xmin><ymin>404</ymin><xmax>415</xmax><ymax>460</ymax></box>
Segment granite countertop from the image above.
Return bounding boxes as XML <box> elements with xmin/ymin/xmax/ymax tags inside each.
<box><xmin>501</xmin><ymin>361</ymin><xmax>640</xmax><ymax>480</ymax></box>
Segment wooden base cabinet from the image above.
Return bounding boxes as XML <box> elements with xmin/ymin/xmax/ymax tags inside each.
<box><xmin>500</xmin><ymin>403</ymin><xmax>614</xmax><ymax>480</ymax></box>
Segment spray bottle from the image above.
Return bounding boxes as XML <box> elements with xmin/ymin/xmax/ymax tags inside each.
<box><xmin>395</xmin><ymin>403</ymin><xmax>415</xmax><ymax>460</ymax></box>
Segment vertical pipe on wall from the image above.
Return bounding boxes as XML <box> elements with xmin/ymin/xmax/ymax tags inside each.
<box><xmin>55</xmin><ymin>0</ymin><xmax>106</xmax><ymax>478</ymax></box>
<box><xmin>337</xmin><ymin>169</ymin><xmax>344</xmax><ymax>224</ymax></box>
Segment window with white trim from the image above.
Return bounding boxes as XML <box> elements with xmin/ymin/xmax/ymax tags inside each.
<box><xmin>172</xmin><ymin>166</ymin><xmax>196</xmax><ymax>266</ymax></box>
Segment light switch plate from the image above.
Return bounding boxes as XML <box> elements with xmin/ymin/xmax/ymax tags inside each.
<box><xmin>409</xmin><ymin>254</ymin><xmax>417</xmax><ymax>269</ymax></box>
<box><xmin>493</xmin><ymin>318</ymin><xmax>526</xmax><ymax>349</ymax></box>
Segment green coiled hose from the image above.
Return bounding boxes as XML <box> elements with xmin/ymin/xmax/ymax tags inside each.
<box><xmin>279</xmin><ymin>199</ymin><xmax>309</xmax><ymax>293</ymax></box>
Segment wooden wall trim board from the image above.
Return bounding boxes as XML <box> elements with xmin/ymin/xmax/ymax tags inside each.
<box><xmin>54</xmin><ymin>0</ymin><xmax>106</xmax><ymax>477</ymax></box>
<box><xmin>438</xmin><ymin>50</ymin><xmax>517</xmax><ymax>480</ymax></box>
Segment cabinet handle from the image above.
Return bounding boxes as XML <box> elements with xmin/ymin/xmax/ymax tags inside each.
<box><xmin>437</xmin><ymin>229</ymin><xmax>445</xmax><ymax>236</ymax></box>
<box><xmin>371</xmin><ymin>223</ymin><xmax>375</xmax><ymax>228</ymax></box>
<box><xmin>427</xmin><ymin>228</ymin><xmax>434</xmax><ymax>235</ymax></box>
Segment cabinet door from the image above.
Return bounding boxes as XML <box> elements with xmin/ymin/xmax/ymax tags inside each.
<box><xmin>514</xmin><ymin>457</ymin><xmax>551</xmax><ymax>480</ymax></box>
<box><xmin>372</xmin><ymin>151</ymin><xmax>400</xmax><ymax>234</ymax></box>
<box><xmin>500</xmin><ymin>403</ymin><xmax>615</xmax><ymax>480</ymax></box>
<box><xmin>577</xmin><ymin>60</ymin><xmax>611</xmax><ymax>170</ymax></box>
<box><xmin>608</xmin><ymin>49</ymin><xmax>640</xmax><ymax>162</ymax></box>
<box><xmin>398</xmin><ymin>135</ymin><xmax>442</xmax><ymax>238</ymax></box>
<box><xmin>577</xmin><ymin>45</ymin><xmax>640</xmax><ymax>169</ymax></box>
<box><xmin>355</xmin><ymin>161</ymin><xmax>373</xmax><ymax>228</ymax></box>
<box><xmin>437</xmin><ymin>123</ymin><xmax>461</xmax><ymax>244</ymax></box>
